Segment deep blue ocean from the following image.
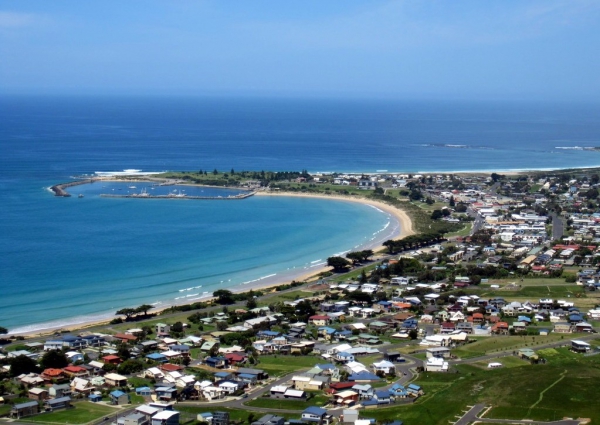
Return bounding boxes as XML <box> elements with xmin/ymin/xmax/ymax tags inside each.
<box><xmin>2</xmin><ymin>96</ymin><xmax>600</xmax><ymax>333</ymax></box>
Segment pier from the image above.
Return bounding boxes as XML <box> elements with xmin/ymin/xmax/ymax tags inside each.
<box><xmin>51</xmin><ymin>179</ymin><xmax>97</xmax><ymax>197</ymax></box>
<box><xmin>99</xmin><ymin>191</ymin><xmax>255</xmax><ymax>200</ymax></box>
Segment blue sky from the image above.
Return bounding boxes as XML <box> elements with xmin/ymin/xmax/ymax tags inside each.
<box><xmin>1</xmin><ymin>0</ymin><xmax>599</xmax><ymax>100</ymax></box>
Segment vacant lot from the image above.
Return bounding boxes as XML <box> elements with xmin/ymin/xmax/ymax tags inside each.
<box><xmin>451</xmin><ymin>334</ymin><xmax>568</xmax><ymax>358</ymax></box>
<box><xmin>26</xmin><ymin>402</ymin><xmax>117</xmax><ymax>424</ymax></box>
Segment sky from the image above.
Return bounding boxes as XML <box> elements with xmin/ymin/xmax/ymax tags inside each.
<box><xmin>1</xmin><ymin>0</ymin><xmax>599</xmax><ymax>100</ymax></box>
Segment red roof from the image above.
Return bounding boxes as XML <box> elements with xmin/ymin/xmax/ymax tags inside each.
<box><xmin>63</xmin><ymin>365</ymin><xmax>86</xmax><ymax>373</ymax></box>
<box><xmin>225</xmin><ymin>353</ymin><xmax>246</xmax><ymax>362</ymax></box>
<box><xmin>309</xmin><ymin>315</ymin><xmax>330</xmax><ymax>320</ymax></box>
<box><xmin>160</xmin><ymin>363</ymin><xmax>184</xmax><ymax>372</ymax></box>
<box><xmin>441</xmin><ymin>322</ymin><xmax>455</xmax><ymax>329</ymax></box>
<box><xmin>114</xmin><ymin>333</ymin><xmax>138</xmax><ymax>341</ymax></box>
<box><xmin>473</xmin><ymin>313</ymin><xmax>484</xmax><ymax>319</ymax></box>
<box><xmin>329</xmin><ymin>381</ymin><xmax>356</xmax><ymax>391</ymax></box>
<box><xmin>102</xmin><ymin>355</ymin><xmax>121</xmax><ymax>361</ymax></box>
<box><xmin>43</xmin><ymin>368</ymin><xmax>64</xmax><ymax>377</ymax></box>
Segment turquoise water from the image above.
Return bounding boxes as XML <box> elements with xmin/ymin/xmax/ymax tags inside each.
<box><xmin>3</xmin><ymin>96</ymin><xmax>600</xmax><ymax>333</ymax></box>
<box><xmin>3</xmin><ymin>181</ymin><xmax>395</xmax><ymax>333</ymax></box>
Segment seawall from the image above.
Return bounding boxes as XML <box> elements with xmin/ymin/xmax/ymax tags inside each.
<box><xmin>50</xmin><ymin>179</ymin><xmax>97</xmax><ymax>197</ymax></box>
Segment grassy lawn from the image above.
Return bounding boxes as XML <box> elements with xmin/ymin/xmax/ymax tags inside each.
<box><xmin>246</xmin><ymin>394</ymin><xmax>330</xmax><ymax>410</ymax></box>
<box><xmin>359</xmin><ymin>349</ymin><xmax>600</xmax><ymax>424</ymax></box>
<box><xmin>178</xmin><ymin>406</ymin><xmax>252</xmax><ymax>424</ymax></box>
<box><xmin>26</xmin><ymin>402</ymin><xmax>116</xmax><ymax>424</ymax></box>
<box><xmin>257</xmin><ymin>289</ymin><xmax>314</xmax><ymax>306</ymax></box>
<box><xmin>472</xmin><ymin>356</ymin><xmax>530</xmax><ymax>369</ymax></box>
<box><xmin>254</xmin><ymin>354</ymin><xmax>322</xmax><ymax>376</ymax></box>
<box><xmin>451</xmin><ymin>335</ymin><xmax>569</xmax><ymax>359</ymax></box>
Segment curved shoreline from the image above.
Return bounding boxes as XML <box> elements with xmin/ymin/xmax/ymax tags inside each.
<box><xmin>11</xmin><ymin>190</ymin><xmax>413</xmax><ymax>337</ymax></box>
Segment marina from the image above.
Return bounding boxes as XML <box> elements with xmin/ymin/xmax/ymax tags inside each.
<box><xmin>99</xmin><ymin>191</ymin><xmax>255</xmax><ymax>200</ymax></box>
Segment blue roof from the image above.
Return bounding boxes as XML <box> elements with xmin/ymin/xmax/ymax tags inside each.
<box><xmin>258</xmin><ymin>331</ymin><xmax>280</xmax><ymax>336</ymax></box>
<box><xmin>136</xmin><ymin>386</ymin><xmax>151</xmax><ymax>391</ymax></box>
<box><xmin>316</xmin><ymin>363</ymin><xmax>336</xmax><ymax>370</ymax></box>
<box><xmin>200</xmin><ymin>413</ymin><xmax>213</xmax><ymax>418</ymax></box>
<box><xmin>303</xmin><ymin>406</ymin><xmax>327</xmax><ymax>416</ymax></box>
<box><xmin>318</xmin><ymin>327</ymin><xmax>337</xmax><ymax>334</ymax></box>
<box><xmin>88</xmin><ymin>394</ymin><xmax>102</xmax><ymax>400</ymax></box>
<box><xmin>362</xmin><ymin>399</ymin><xmax>379</xmax><ymax>406</ymax></box>
<box><xmin>375</xmin><ymin>390</ymin><xmax>389</xmax><ymax>398</ymax></box>
<box><xmin>338</xmin><ymin>352</ymin><xmax>353</xmax><ymax>358</ymax></box>
<box><xmin>407</xmin><ymin>384</ymin><xmax>421</xmax><ymax>390</ymax></box>
<box><xmin>389</xmin><ymin>383</ymin><xmax>405</xmax><ymax>390</ymax></box>
<box><xmin>110</xmin><ymin>390</ymin><xmax>126</xmax><ymax>397</ymax></box>
<box><xmin>378</xmin><ymin>301</ymin><xmax>392</xmax><ymax>306</ymax></box>
<box><xmin>146</xmin><ymin>353</ymin><xmax>166</xmax><ymax>359</ymax></box>
<box><xmin>238</xmin><ymin>373</ymin><xmax>256</xmax><ymax>379</ymax></box>
<box><xmin>214</xmin><ymin>372</ymin><xmax>231</xmax><ymax>377</ymax></box>
<box><xmin>348</xmin><ymin>371</ymin><xmax>381</xmax><ymax>381</ymax></box>
<box><xmin>518</xmin><ymin>316</ymin><xmax>532</xmax><ymax>322</ymax></box>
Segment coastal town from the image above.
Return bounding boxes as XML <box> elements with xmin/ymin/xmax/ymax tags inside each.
<box><xmin>3</xmin><ymin>169</ymin><xmax>600</xmax><ymax>425</ymax></box>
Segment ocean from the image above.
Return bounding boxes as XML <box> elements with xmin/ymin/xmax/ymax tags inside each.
<box><xmin>2</xmin><ymin>96</ymin><xmax>600</xmax><ymax>333</ymax></box>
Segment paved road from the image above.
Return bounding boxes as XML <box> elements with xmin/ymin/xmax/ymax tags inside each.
<box><xmin>455</xmin><ymin>403</ymin><xmax>487</xmax><ymax>425</ymax></box>
<box><xmin>550</xmin><ymin>212</ymin><xmax>565</xmax><ymax>241</ymax></box>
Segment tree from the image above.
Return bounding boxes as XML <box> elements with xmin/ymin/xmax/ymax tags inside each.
<box><xmin>430</xmin><ymin>210</ymin><xmax>443</xmax><ymax>220</ymax></box>
<box><xmin>135</xmin><ymin>304</ymin><xmax>153</xmax><ymax>317</ymax></box>
<box><xmin>116</xmin><ymin>308</ymin><xmax>136</xmax><ymax>320</ymax></box>
<box><xmin>246</xmin><ymin>297</ymin><xmax>258</xmax><ymax>310</ymax></box>
<box><xmin>327</xmin><ymin>256</ymin><xmax>351</xmax><ymax>272</ymax></box>
<box><xmin>9</xmin><ymin>355</ymin><xmax>39</xmax><ymax>377</ymax></box>
<box><xmin>40</xmin><ymin>350</ymin><xmax>68</xmax><ymax>370</ymax></box>
<box><xmin>213</xmin><ymin>289</ymin><xmax>235</xmax><ymax>305</ymax></box>
<box><xmin>408</xmin><ymin>329</ymin><xmax>418</xmax><ymax>340</ymax></box>
<box><xmin>0</xmin><ymin>327</ymin><xmax>7</xmax><ymax>335</ymax></box>
<box><xmin>117</xmin><ymin>345</ymin><xmax>131</xmax><ymax>361</ymax></box>
<box><xmin>118</xmin><ymin>359</ymin><xmax>144</xmax><ymax>374</ymax></box>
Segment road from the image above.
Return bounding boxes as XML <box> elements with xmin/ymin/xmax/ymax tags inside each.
<box><xmin>550</xmin><ymin>212</ymin><xmax>565</xmax><ymax>241</ymax></box>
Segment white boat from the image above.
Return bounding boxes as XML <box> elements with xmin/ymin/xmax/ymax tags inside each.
<box><xmin>128</xmin><ymin>186</ymin><xmax>137</xmax><ymax>189</ymax></box>
<box><xmin>78</xmin><ymin>194</ymin><xmax>84</xmax><ymax>198</ymax></box>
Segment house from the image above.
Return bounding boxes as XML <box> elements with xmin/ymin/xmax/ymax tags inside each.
<box><xmin>302</xmin><ymin>406</ymin><xmax>330</xmax><ymax>424</ymax></box>
<box><xmin>424</xmin><ymin>357</ymin><xmax>449</xmax><ymax>372</ymax></box>
<box><xmin>151</xmin><ymin>410</ymin><xmax>180</xmax><ymax>425</ymax></box>
<box><xmin>373</xmin><ymin>390</ymin><xmax>392</xmax><ymax>404</ymax></box>
<box><xmin>235</xmin><ymin>368</ymin><xmax>268</xmax><ymax>381</ymax></box>
<box><xmin>42</xmin><ymin>368</ymin><xmax>65</xmax><ymax>381</ymax></box>
<box><xmin>371</xmin><ymin>360</ymin><xmax>395</xmax><ymax>375</ymax></box>
<box><xmin>10</xmin><ymin>401</ymin><xmax>39</xmax><ymax>418</ymax></box>
<box><xmin>518</xmin><ymin>349</ymin><xmax>538</xmax><ymax>361</ymax></box>
<box><xmin>426</xmin><ymin>347</ymin><xmax>451</xmax><ymax>359</ymax></box>
<box><xmin>352</xmin><ymin>384</ymin><xmax>373</xmax><ymax>399</ymax></box>
<box><xmin>28</xmin><ymin>388</ymin><xmax>48</xmax><ymax>401</ymax></box>
<box><xmin>71</xmin><ymin>377</ymin><xmax>94</xmax><ymax>394</ymax></box>
<box><xmin>406</xmin><ymin>383</ymin><xmax>423</xmax><ymax>397</ymax></box>
<box><xmin>65</xmin><ymin>351</ymin><xmax>85</xmax><ymax>363</ymax></box>
<box><xmin>110</xmin><ymin>390</ymin><xmax>130</xmax><ymax>405</ymax></box>
<box><xmin>44</xmin><ymin>396</ymin><xmax>71</xmax><ymax>411</ymax></box>
<box><xmin>156</xmin><ymin>323</ymin><xmax>171</xmax><ymax>334</ymax></box>
<box><xmin>571</xmin><ymin>340</ymin><xmax>592</xmax><ymax>353</ymax></box>
<box><xmin>334</xmin><ymin>390</ymin><xmax>360</xmax><ymax>406</ymax></box>
<box><xmin>136</xmin><ymin>387</ymin><xmax>153</xmax><ymax>396</ymax></box>
<box><xmin>122</xmin><ymin>413</ymin><xmax>148</xmax><ymax>425</ymax></box>
<box><xmin>252</xmin><ymin>414</ymin><xmax>285</xmax><ymax>425</ymax></box>
<box><xmin>553</xmin><ymin>322</ymin><xmax>572</xmax><ymax>333</ymax></box>
<box><xmin>102</xmin><ymin>354</ymin><xmax>122</xmax><ymax>365</ymax></box>
<box><xmin>49</xmin><ymin>384</ymin><xmax>71</xmax><ymax>398</ymax></box>
<box><xmin>205</xmin><ymin>356</ymin><xmax>228</xmax><ymax>369</ymax></box>
<box><xmin>105</xmin><ymin>373</ymin><xmax>128</xmax><ymax>387</ymax></box>
<box><xmin>63</xmin><ymin>365</ymin><xmax>88</xmax><ymax>378</ymax></box>
<box><xmin>309</xmin><ymin>315</ymin><xmax>332</xmax><ymax>326</ymax></box>
<box><xmin>155</xmin><ymin>387</ymin><xmax>178</xmax><ymax>401</ymax></box>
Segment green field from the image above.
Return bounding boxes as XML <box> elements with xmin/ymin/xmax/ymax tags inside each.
<box><xmin>357</xmin><ymin>349</ymin><xmax>600</xmax><ymax>424</ymax></box>
<box><xmin>246</xmin><ymin>394</ymin><xmax>330</xmax><ymax>410</ymax></box>
<box><xmin>254</xmin><ymin>354</ymin><xmax>322</xmax><ymax>376</ymax></box>
<box><xmin>451</xmin><ymin>335</ymin><xmax>569</xmax><ymax>359</ymax></box>
<box><xmin>26</xmin><ymin>402</ymin><xmax>117</xmax><ymax>424</ymax></box>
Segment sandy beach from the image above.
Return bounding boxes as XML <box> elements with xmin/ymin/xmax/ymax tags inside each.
<box><xmin>13</xmin><ymin>190</ymin><xmax>414</xmax><ymax>338</ymax></box>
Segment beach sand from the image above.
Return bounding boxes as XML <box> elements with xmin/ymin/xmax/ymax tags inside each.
<box><xmin>14</xmin><ymin>190</ymin><xmax>414</xmax><ymax>338</ymax></box>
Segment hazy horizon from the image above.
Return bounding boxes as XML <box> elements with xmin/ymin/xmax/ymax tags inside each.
<box><xmin>1</xmin><ymin>1</ymin><xmax>599</xmax><ymax>101</ymax></box>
